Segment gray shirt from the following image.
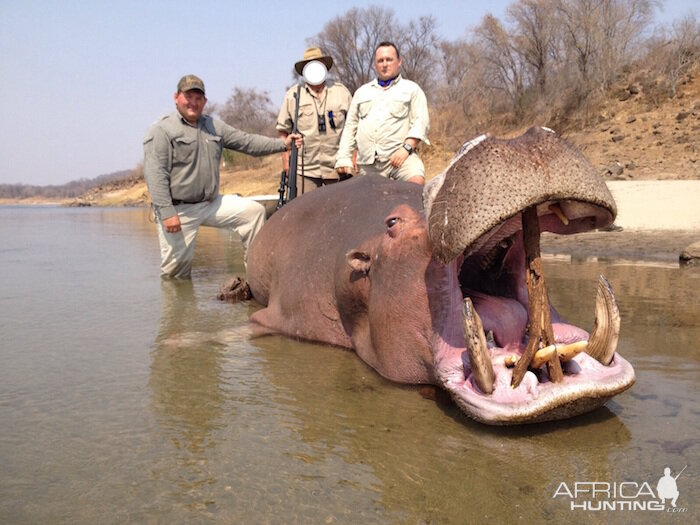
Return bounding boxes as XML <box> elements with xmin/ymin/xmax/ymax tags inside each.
<box><xmin>144</xmin><ymin>111</ymin><xmax>286</xmax><ymax>219</ymax></box>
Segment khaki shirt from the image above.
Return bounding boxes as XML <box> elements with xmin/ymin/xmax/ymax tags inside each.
<box><xmin>335</xmin><ymin>75</ymin><xmax>429</xmax><ymax>169</ymax></box>
<box><xmin>144</xmin><ymin>111</ymin><xmax>286</xmax><ymax>219</ymax></box>
<box><xmin>276</xmin><ymin>80</ymin><xmax>352</xmax><ymax>180</ymax></box>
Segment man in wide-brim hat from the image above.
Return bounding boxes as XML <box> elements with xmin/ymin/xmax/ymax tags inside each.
<box><xmin>277</xmin><ymin>47</ymin><xmax>352</xmax><ymax>194</ymax></box>
<box><xmin>294</xmin><ymin>47</ymin><xmax>334</xmax><ymax>75</ymax></box>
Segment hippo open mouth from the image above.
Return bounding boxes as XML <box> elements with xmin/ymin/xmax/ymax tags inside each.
<box><xmin>425</xmin><ymin>128</ymin><xmax>635</xmax><ymax>424</ymax></box>
<box><xmin>247</xmin><ymin>126</ymin><xmax>635</xmax><ymax>427</ymax></box>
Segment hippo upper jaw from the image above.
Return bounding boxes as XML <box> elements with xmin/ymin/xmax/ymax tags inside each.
<box><xmin>423</xmin><ymin>127</ymin><xmax>635</xmax><ymax>425</ymax></box>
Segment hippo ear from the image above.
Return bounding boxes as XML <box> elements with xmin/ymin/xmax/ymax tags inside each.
<box><xmin>346</xmin><ymin>250</ymin><xmax>372</xmax><ymax>274</ymax></box>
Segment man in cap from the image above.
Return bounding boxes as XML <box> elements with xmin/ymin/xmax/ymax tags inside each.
<box><xmin>335</xmin><ymin>41</ymin><xmax>429</xmax><ymax>185</ymax></box>
<box><xmin>276</xmin><ymin>47</ymin><xmax>352</xmax><ymax>194</ymax></box>
<box><xmin>143</xmin><ymin>74</ymin><xmax>302</xmax><ymax>279</ymax></box>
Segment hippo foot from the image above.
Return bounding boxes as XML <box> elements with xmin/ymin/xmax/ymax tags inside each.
<box><xmin>217</xmin><ymin>275</ymin><xmax>252</xmax><ymax>303</ymax></box>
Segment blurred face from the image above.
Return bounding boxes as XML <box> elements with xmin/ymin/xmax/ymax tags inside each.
<box><xmin>374</xmin><ymin>45</ymin><xmax>401</xmax><ymax>81</ymax></box>
<box><xmin>174</xmin><ymin>89</ymin><xmax>206</xmax><ymax>125</ymax></box>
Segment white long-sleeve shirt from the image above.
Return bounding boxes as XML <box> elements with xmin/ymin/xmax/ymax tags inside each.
<box><xmin>335</xmin><ymin>75</ymin><xmax>430</xmax><ymax>168</ymax></box>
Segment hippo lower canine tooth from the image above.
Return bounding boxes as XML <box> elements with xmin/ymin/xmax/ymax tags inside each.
<box><xmin>586</xmin><ymin>275</ymin><xmax>621</xmax><ymax>365</ymax></box>
<box><xmin>462</xmin><ymin>298</ymin><xmax>495</xmax><ymax>394</ymax></box>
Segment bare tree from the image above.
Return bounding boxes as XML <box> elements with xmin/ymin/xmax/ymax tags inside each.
<box><xmin>216</xmin><ymin>87</ymin><xmax>277</xmax><ymax>168</ymax></box>
<box><xmin>476</xmin><ymin>14</ymin><xmax>528</xmax><ymax>118</ymax></box>
<box><xmin>661</xmin><ymin>14</ymin><xmax>700</xmax><ymax>96</ymax></box>
<box><xmin>217</xmin><ymin>87</ymin><xmax>276</xmax><ymax>136</ymax></box>
<box><xmin>309</xmin><ymin>6</ymin><xmax>440</xmax><ymax>95</ymax></box>
<box><xmin>556</xmin><ymin>0</ymin><xmax>656</xmax><ymax>91</ymax></box>
<box><xmin>507</xmin><ymin>0</ymin><xmax>559</xmax><ymax>96</ymax></box>
<box><xmin>395</xmin><ymin>16</ymin><xmax>441</xmax><ymax>92</ymax></box>
<box><xmin>310</xmin><ymin>6</ymin><xmax>397</xmax><ymax>93</ymax></box>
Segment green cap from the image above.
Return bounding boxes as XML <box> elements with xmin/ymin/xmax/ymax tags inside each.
<box><xmin>177</xmin><ymin>74</ymin><xmax>205</xmax><ymax>94</ymax></box>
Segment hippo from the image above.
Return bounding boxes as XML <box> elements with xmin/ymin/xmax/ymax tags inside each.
<box><xmin>246</xmin><ymin>127</ymin><xmax>635</xmax><ymax>425</ymax></box>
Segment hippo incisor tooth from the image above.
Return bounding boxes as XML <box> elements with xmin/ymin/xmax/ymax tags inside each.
<box><xmin>586</xmin><ymin>275</ymin><xmax>620</xmax><ymax>365</ymax></box>
<box><xmin>530</xmin><ymin>341</ymin><xmax>588</xmax><ymax>369</ymax></box>
<box><xmin>506</xmin><ymin>342</ymin><xmax>587</xmax><ymax>370</ymax></box>
<box><xmin>462</xmin><ymin>298</ymin><xmax>495</xmax><ymax>394</ymax></box>
<box><xmin>548</xmin><ymin>203</ymin><xmax>569</xmax><ymax>225</ymax></box>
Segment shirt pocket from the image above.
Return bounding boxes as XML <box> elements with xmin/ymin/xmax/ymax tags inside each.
<box><xmin>172</xmin><ymin>136</ymin><xmax>197</xmax><ymax>164</ymax></box>
<box><xmin>357</xmin><ymin>99</ymin><xmax>373</xmax><ymax>119</ymax></box>
<box><xmin>297</xmin><ymin>103</ymin><xmax>316</xmax><ymax>133</ymax></box>
<box><xmin>328</xmin><ymin>106</ymin><xmax>346</xmax><ymax>131</ymax></box>
<box><xmin>206</xmin><ymin>135</ymin><xmax>222</xmax><ymax>161</ymax></box>
<box><xmin>389</xmin><ymin>96</ymin><xmax>410</xmax><ymax>118</ymax></box>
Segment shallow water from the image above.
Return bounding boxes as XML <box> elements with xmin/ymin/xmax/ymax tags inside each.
<box><xmin>0</xmin><ymin>206</ymin><xmax>697</xmax><ymax>524</ymax></box>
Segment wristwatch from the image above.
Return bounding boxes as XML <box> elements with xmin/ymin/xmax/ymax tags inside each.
<box><xmin>402</xmin><ymin>143</ymin><xmax>414</xmax><ymax>155</ymax></box>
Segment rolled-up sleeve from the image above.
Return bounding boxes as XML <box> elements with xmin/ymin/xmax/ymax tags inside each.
<box><xmin>334</xmin><ymin>97</ymin><xmax>359</xmax><ymax>169</ymax></box>
<box><xmin>407</xmin><ymin>87</ymin><xmax>430</xmax><ymax>145</ymax></box>
<box><xmin>143</xmin><ymin>126</ymin><xmax>177</xmax><ymax>220</ymax></box>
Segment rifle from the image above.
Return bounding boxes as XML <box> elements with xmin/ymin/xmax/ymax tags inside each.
<box><xmin>286</xmin><ymin>83</ymin><xmax>301</xmax><ymax>202</ymax></box>
<box><xmin>275</xmin><ymin>83</ymin><xmax>302</xmax><ymax>210</ymax></box>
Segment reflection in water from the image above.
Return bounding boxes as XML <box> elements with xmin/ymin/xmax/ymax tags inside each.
<box><xmin>2</xmin><ymin>208</ymin><xmax>698</xmax><ymax>524</ymax></box>
<box><xmin>149</xmin><ymin>280</ymin><xmax>231</xmax><ymax>513</ymax></box>
<box><xmin>151</xmin><ymin>281</ymin><xmax>226</xmax><ymax>450</ymax></box>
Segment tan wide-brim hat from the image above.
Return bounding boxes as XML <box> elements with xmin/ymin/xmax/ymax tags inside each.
<box><xmin>294</xmin><ymin>47</ymin><xmax>333</xmax><ymax>75</ymax></box>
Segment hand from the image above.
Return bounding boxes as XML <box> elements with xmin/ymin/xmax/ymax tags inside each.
<box><xmin>163</xmin><ymin>215</ymin><xmax>182</xmax><ymax>233</ymax></box>
<box><xmin>389</xmin><ymin>147</ymin><xmax>410</xmax><ymax>168</ymax></box>
<box><xmin>285</xmin><ymin>133</ymin><xmax>303</xmax><ymax>151</ymax></box>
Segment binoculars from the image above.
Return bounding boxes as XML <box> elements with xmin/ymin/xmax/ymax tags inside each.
<box><xmin>318</xmin><ymin>111</ymin><xmax>337</xmax><ymax>133</ymax></box>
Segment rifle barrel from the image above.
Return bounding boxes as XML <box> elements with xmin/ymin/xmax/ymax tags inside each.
<box><xmin>287</xmin><ymin>83</ymin><xmax>302</xmax><ymax>201</ymax></box>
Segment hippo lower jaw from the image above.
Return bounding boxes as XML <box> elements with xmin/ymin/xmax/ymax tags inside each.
<box><xmin>431</xmin><ymin>213</ymin><xmax>636</xmax><ymax>426</ymax></box>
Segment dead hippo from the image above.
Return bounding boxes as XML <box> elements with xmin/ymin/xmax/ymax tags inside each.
<box><xmin>247</xmin><ymin>127</ymin><xmax>635</xmax><ymax>425</ymax></box>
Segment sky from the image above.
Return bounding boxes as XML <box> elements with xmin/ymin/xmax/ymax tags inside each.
<box><xmin>0</xmin><ymin>0</ymin><xmax>696</xmax><ymax>186</ymax></box>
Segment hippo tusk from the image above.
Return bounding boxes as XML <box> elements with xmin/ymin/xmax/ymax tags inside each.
<box><xmin>548</xmin><ymin>203</ymin><xmax>569</xmax><ymax>225</ymax></box>
<box><xmin>586</xmin><ymin>275</ymin><xmax>620</xmax><ymax>365</ymax></box>
<box><xmin>506</xmin><ymin>341</ymin><xmax>588</xmax><ymax>369</ymax></box>
<box><xmin>462</xmin><ymin>298</ymin><xmax>495</xmax><ymax>394</ymax></box>
<box><xmin>511</xmin><ymin>207</ymin><xmax>564</xmax><ymax>387</ymax></box>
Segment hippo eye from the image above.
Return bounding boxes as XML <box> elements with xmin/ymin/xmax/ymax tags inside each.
<box><xmin>386</xmin><ymin>216</ymin><xmax>400</xmax><ymax>228</ymax></box>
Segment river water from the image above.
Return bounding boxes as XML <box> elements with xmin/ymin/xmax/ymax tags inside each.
<box><xmin>0</xmin><ymin>206</ymin><xmax>698</xmax><ymax>524</ymax></box>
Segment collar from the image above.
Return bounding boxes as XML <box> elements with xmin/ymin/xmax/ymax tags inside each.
<box><xmin>373</xmin><ymin>74</ymin><xmax>402</xmax><ymax>88</ymax></box>
<box><xmin>175</xmin><ymin>111</ymin><xmax>204</xmax><ymax>128</ymax></box>
<box><xmin>305</xmin><ymin>82</ymin><xmax>327</xmax><ymax>100</ymax></box>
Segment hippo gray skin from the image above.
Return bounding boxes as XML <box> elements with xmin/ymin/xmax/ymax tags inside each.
<box><xmin>247</xmin><ymin>127</ymin><xmax>635</xmax><ymax>425</ymax></box>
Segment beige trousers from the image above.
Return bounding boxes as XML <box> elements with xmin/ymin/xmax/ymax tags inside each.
<box><xmin>156</xmin><ymin>194</ymin><xmax>265</xmax><ymax>279</ymax></box>
<box><xmin>358</xmin><ymin>154</ymin><xmax>425</xmax><ymax>181</ymax></box>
